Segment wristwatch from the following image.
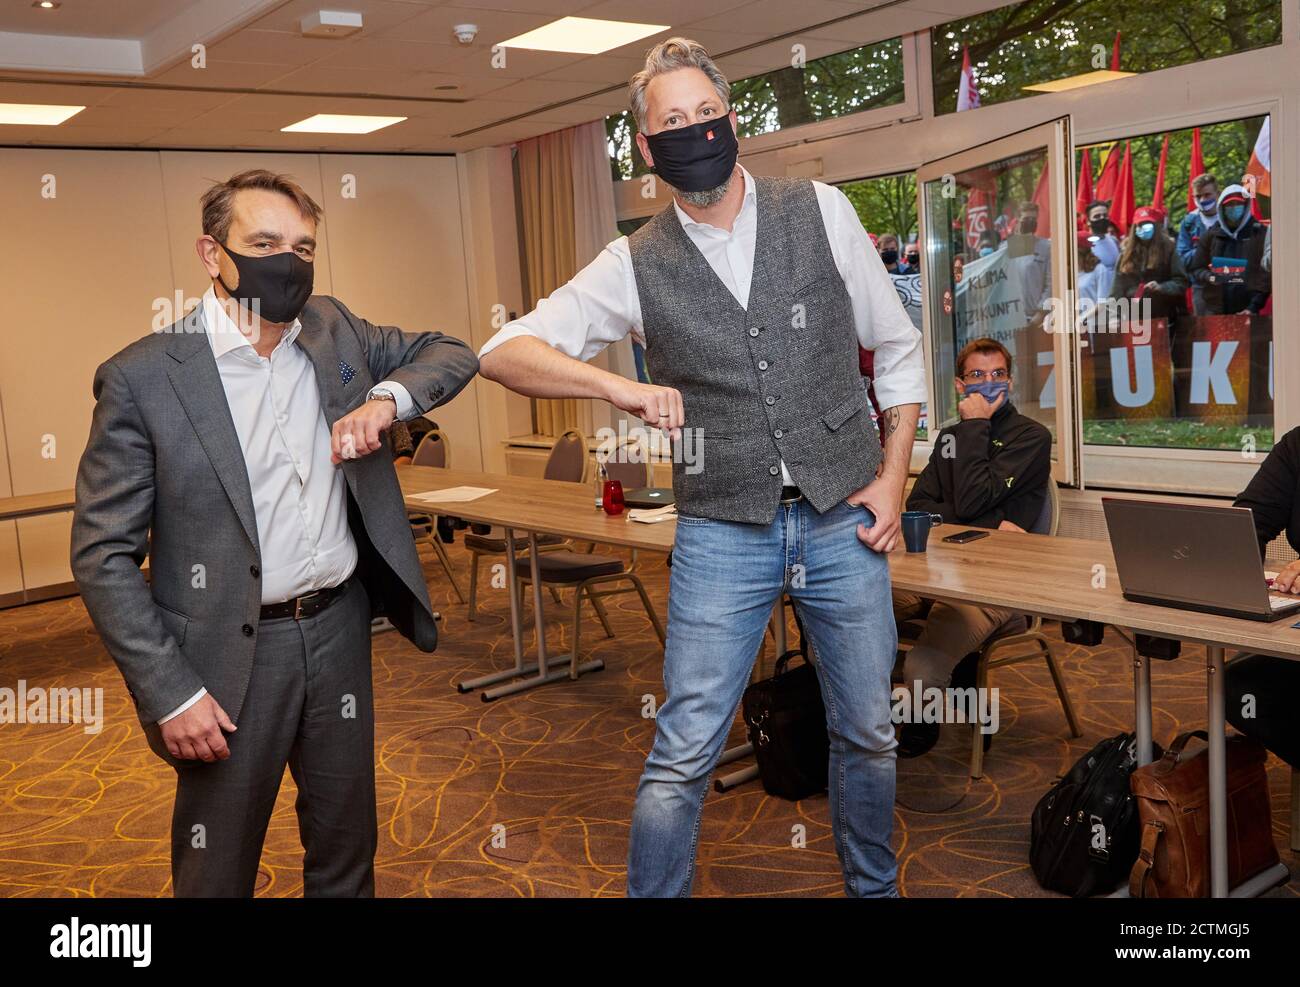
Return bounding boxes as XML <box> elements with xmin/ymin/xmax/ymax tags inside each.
<box><xmin>368</xmin><ymin>385</ymin><xmax>397</xmax><ymax>408</ymax></box>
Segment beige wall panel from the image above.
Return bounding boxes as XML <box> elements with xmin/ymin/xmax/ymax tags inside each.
<box><xmin>0</xmin><ymin>148</ymin><xmax>176</xmax><ymax>589</ymax></box>
<box><xmin>0</xmin><ymin>394</ymin><xmax>21</xmax><ymax>597</ymax></box>
<box><xmin>317</xmin><ymin>154</ymin><xmax>484</xmax><ymax>471</ymax></box>
<box><xmin>157</xmin><ymin>150</ymin><xmax>335</xmax><ymax>305</ymax></box>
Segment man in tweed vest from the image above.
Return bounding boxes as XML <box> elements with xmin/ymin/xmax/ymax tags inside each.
<box><xmin>479</xmin><ymin>38</ymin><xmax>925</xmax><ymax>897</ymax></box>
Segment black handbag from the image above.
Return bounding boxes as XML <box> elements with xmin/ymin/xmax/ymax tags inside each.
<box><xmin>741</xmin><ymin>623</ymin><xmax>829</xmax><ymax>802</ymax></box>
<box><xmin>1029</xmin><ymin>732</ymin><xmax>1159</xmax><ymax>896</ymax></box>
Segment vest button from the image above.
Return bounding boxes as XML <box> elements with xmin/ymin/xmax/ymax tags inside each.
<box><xmin>242</xmin><ymin>623</ymin><xmax>254</xmax><ymax>637</ymax></box>
<box><xmin>769</xmin><ymin>465</ymin><xmax>780</xmax><ymax>476</ymax></box>
<box><xmin>758</xmin><ymin>360</ymin><xmax>769</xmax><ymax>371</ymax></box>
<box><xmin>748</xmin><ymin>327</ymin><xmax>759</xmax><ymax>337</ymax></box>
<box><xmin>765</xmin><ymin>395</ymin><xmax>776</xmax><ymax>405</ymax></box>
<box><xmin>774</xmin><ymin>429</ymin><xmax>783</xmax><ymax>439</ymax></box>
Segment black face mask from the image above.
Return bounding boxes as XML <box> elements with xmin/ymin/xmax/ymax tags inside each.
<box><xmin>217</xmin><ymin>241</ymin><xmax>314</xmax><ymax>324</ymax></box>
<box><xmin>644</xmin><ymin>115</ymin><xmax>738</xmax><ymax>193</ymax></box>
<box><xmin>1089</xmin><ymin>217</ymin><xmax>1109</xmax><ymax>235</ymax></box>
<box><xmin>1019</xmin><ymin>216</ymin><xmax>1038</xmax><ymax>235</ymax></box>
<box><xmin>880</xmin><ymin>249</ymin><xmax>899</xmax><ymax>265</ymax></box>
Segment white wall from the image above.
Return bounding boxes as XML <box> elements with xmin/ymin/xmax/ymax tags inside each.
<box><xmin>0</xmin><ymin>147</ymin><xmax>479</xmax><ymax>601</ymax></box>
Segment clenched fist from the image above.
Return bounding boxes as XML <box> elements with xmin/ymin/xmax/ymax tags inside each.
<box><xmin>605</xmin><ymin>378</ymin><xmax>685</xmax><ymax>438</ymax></box>
<box><xmin>332</xmin><ymin>398</ymin><xmax>397</xmax><ymax>464</ymax></box>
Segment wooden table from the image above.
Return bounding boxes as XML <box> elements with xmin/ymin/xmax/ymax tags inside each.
<box><xmin>398</xmin><ymin>465</ymin><xmax>1293</xmax><ymax>897</ymax></box>
<box><xmin>0</xmin><ymin>489</ymin><xmax>75</xmax><ymax>522</ymax></box>
<box><xmin>397</xmin><ymin>465</ymin><xmax>674</xmax><ymax>701</ymax></box>
<box><xmin>891</xmin><ymin>522</ymin><xmax>1299</xmax><ymax>898</ymax></box>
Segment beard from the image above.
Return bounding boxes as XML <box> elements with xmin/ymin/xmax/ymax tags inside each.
<box><xmin>676</xmin><ymin>173</ymin><xmax>733</xmax><ymax>208</ymax></box>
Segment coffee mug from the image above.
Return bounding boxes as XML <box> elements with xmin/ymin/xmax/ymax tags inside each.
<box><xmin>900</xmin><ymin>511</ymin><xmax>943</xmax><ymax>553</ymax></box>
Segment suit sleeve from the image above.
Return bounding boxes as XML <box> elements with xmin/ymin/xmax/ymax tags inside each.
<box><xmin>950</xmin><ymin>418</ymin><xmax>1052</xmax><ymax>523</ymax></box>
<box><xmin>70</xmin><ymin>360</ymin><xmax>206</xmax><ymax>724</ymax></box>
<box><xmin>327</xmin><ymin>297</ymin><xmax>479</xmax><ymax>416</ymax></box>
<box><xmin>1234</xmin><ymin>427</ymin><xmax>1299</xmax><ymax>557</ymax></box>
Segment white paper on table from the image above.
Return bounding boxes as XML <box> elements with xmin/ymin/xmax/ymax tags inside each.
<box><xmin>629</xmin><ymin>505</ymin><xmax>677</xmax><ymax>524</ymax></box>
<box><xmin>409</xmin><ymin>486</ymin><xmax>497</xmax><ymax>504</ymax></box>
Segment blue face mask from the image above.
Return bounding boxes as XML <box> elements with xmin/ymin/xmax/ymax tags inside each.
<box><xmin>979</xmin><ymin>246</ymin><xmax>995</xmax><ymax>257</ymax></box>
<box><xmin>962</xmin><ymin>379</ymin><xmax>1009</xmax><ymax>404</ymax></box>
<box><xmin>1222</xmin><ymin>204</ymin><xmax>1246</xmax><ymax>226</ymax></box>
<box><xmin>1134</xmin><ymin>223</ymin><xmax>1156</xmax><ymax>241</ymax></box>
<box><xmin>1199</xmin><ymin>196</ymin><xmax>1218</xmax><ymax>214</ymax></box>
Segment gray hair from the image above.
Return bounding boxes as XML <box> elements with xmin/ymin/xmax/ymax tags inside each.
<box><xmin>629</xmin><ymin>37</ymin><xmax>731</xmax><ymax>132</ymax></box>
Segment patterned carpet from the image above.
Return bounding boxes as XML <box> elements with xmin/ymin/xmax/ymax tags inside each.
<box><xmin>1</xmin><ymin>538</ymin><xmax>1296</xmax><ymax>898</ymax></box>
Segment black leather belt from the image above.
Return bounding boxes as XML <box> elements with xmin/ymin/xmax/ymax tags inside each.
<box><xmin>260</xmin><ymin>581</ymin><xmax>348</xmax><ymax>621</ymax></box>
<box><xmin>780</xmin><ymin>485</ymin><xmax>803</xmax><ymax>503</ymax></box>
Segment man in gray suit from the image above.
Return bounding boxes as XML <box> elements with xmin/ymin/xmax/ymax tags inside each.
<box><xmin>71</xmin><ymin>169</ymin><xmax>478</xmax><ymax>897</ymax></box>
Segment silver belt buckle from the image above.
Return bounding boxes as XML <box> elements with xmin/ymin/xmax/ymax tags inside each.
<box><xmin>293</xmin><ymin>596</ymin><xmax>305</xmax><ymax>620</ymax></box>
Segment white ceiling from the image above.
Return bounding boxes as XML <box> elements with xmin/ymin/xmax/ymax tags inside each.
<box><xmin>0</xmin><ymin>0</ymin><xmax>1011</xmax><ymax>153</ymax></box>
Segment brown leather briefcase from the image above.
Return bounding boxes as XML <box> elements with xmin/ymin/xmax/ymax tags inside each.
<box><xmin>1129</xmin><ymin>730</ymin><xmax>1278</xmax><ymax>897</ymax></box>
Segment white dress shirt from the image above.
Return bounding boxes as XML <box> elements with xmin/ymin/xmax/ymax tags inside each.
<box><xmin>479</xmin><ymin>166</ymin><xmax>927</xmax><ymax>484</ymax></box>
<box><xmin>160</xmin><ymin>287</ymin><xmax>412</xmax><ymax>724</ymax></box>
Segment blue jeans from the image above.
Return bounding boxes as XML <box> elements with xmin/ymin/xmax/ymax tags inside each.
<box><xmin>627</xmin><ymin>498</ymin><xmax>899</xmax><ymax>897</ymax></box>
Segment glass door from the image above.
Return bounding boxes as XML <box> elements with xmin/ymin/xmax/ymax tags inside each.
<box><xmin>916</xmin><ymin>118</ymin><xmax>1080</xmax><ymax>486</ymax></box>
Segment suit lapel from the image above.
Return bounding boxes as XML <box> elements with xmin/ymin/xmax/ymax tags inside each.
<box><xmin>165</xmin><ymin>307</ymin><xmax>261</xmax><ymax>555</ymax></box>
<box><xmin>292</xmin><ymin>308</ymin><xmax>347</xmax><ymax>428</ymax></box>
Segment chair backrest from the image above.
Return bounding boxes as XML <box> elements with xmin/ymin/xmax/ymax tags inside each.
<box><xmin>1030</xmin><ymin>479</ymin><xmax>1060</xmax><ymax>536</ymax></box>
<box><xmin>411</xmin><ymin>429</ymin><xmax>448</xmax><ymax>468</ymax></box>
<box><xmin>545</xmin><ymin>428</ymin><xmax>588</xmax><ymax>483</ymax></box>
<box><xmin>603</xmin><ymin>437</ymin><xmax>649</xmax><ymax>489</ymax></box>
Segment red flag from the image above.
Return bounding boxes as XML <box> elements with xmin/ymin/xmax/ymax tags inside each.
<box><xmin>964</xmin><ymin>186</ymin><xmax>992</xmax><ymax>250</ymax></box>
<box><xmin>1152</xmin><ymin>135</ymin><xmax>1169</xmax><ymax>212</ymax></box>
<box><xmin>1031</xmin><ymin>163</ymin><xmax>1051</xmax><ymax>239</ymax></box>
<box><xmin>1110</xmin><ymin>141</ymin><xmax>1136</xmax><ymax>234</ymax></box>
<box><xmin>1076</xmin><ymin>147</ymin><xmax>1094</xmax><ymax>229</ymax></box>
<box><xmin>1111</xmin><ymin>31</ymin><xmax>1122</xmax><ymax>71</ymax></box>
<box><xmin>1095</xmin><ymin>142</ymin><xmax>1122</xmax><ymax>202</ymax></box>
<box><xmin>1187</xmin><ymin>127</ymin><xmax>1206</xmax><ymax>213</ymax></box>
<box><xmin>957</xmin><ymin>46</ymin><xmax>980</xmax><ymax>111</ymax></box>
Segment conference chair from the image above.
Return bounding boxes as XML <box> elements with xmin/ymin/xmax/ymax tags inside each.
<box><xmin>511</xmin><ymin>431</ymin><xmax>666</xmax><ymax>677</ymax></box>
<box><xmin>967</xmin><ymin>479</ymin><xmax>1081</xmax><ymax>778</ymax></box>
<box><xmin>462</xmin><ymin>428</ymin><xmax>581</xmax><ymax>621</ymax></box>
<box><xmin>408</xmin><ymin>429</ymin><xmax>466</xmax><ymax>603</ymax></box>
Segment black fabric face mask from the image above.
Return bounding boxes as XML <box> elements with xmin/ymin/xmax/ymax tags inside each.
<box><xmin>1089</xmin><ymin>217</ymin><xmax>1109</xmax><ymax>235</ymax></box>
<box><xmin>645</xmin><ymin>115</ymin><xmax>738</xmax><ymax>193</ymax></box>
<box><xmin>217</xmin><ymin>241</ymin><xmax>314</xmax><ymax>324</ymax></box>
<box><xmin>880</xmin><ymin>249</ymin><xmax>899</xmax><ymax>265</ymax></box>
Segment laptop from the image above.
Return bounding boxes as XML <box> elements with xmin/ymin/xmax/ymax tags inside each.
<box><xmin>622</xmin><ymin>487</ymin><xmax>675</xmax><ymax>510</ymax></box>
<box><xmin>1102</xmin><ymin>498</ymin><xmax>1300</xmax><ymax>622</ymax></box>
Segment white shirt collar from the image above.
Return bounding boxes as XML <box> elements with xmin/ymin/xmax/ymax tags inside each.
<box><xmin>671</xmin><ymin>166</ymin><xmax>756</xmax><ymax>235</ymax></box>
<box><xmin>200</xmin><ymin>284</ymin><xmax>302</xmax><ymax>362</ymax></box>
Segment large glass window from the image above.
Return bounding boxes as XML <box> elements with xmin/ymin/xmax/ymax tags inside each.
<box><xmin>607</xmin><ymin>36</ymin><xmax>905</xmax><ymax>179</ymax></box>
<box><xmin>931</xmin><ymin>0</ymin><xmax>1281</xmax><ymax>117</ymax></box>
<box><xmin>924</xmin><ymin>149</ymin><xmax>1057</xmax><ymax>435</ymax></box>
<box><xmin>836</xmin><ymin>172</ymin><xmax>926</xmax><ymax>438</ymax></box>
<box><xmin>1075</xmin><ymin>115</ymin><xmax>1273</xmax><ymax>454</ymax></box>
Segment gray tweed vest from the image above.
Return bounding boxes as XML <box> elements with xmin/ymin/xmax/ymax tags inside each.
<box><xmin>628</xmin><ymin>176</ymin><xmax>882</xmax><ymax>525</ymax></box>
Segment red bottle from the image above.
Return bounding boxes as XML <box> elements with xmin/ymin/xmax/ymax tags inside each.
<box><xmin>602</xmin><ymin>479</ymin><xmax>625</xmax><ymax>516</ymax></box>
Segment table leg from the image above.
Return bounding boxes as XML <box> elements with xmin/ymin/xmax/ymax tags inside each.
<box><xmin>528</xmin><ymin>531</ymin><xmax>548</xmax><ymax>676</ymax></box>
<box><xmin>1133</xmin><ymin>642</ymin><xmax>1153</xmax><ymax>767</ymax></box>
<box><xmin>1207</xmin><ymin>644</ymin><xmax>1228</xmax><ymax>898</ymax></box>
<box><xmin>455</xmin><ymin>526</ymin><xmax>531</xmax><ymax>692</ymax></box>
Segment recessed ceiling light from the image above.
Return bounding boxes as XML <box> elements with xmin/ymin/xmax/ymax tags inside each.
<box><xmin>1023</xmin><ymin>69</ymin><xmax>1135</xmax><ymax>93</ymax></box>
<box><xmin>33</xmin><ymin>0</ymin><xmax>61</xmax><ymax>8</ymax></box>
<box><xmin>0</xmin><ymin>103</ymin><xmax>83</xmax><ymax>125</ymax></box>
<box><xmin>498</xmin><ymin>16</ymin><xmax>668</xmax><ymax>55</ymax></box>
<box><xmin>281</xmin><ymin>113</ymin><xmax>406</xmax><ymax>134</ymax></box>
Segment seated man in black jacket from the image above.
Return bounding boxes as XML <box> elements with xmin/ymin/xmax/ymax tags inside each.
<box><xmin>894</xmin><ymin>337</ymin><xmax>1052</xmax><ymax>756</ymax></box>
<box><xmin>1225</xmin><ymin>426</ymin><xmax>1300</xmax><ymax>769</ymax></box>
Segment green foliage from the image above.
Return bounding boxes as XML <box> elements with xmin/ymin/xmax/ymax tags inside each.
<box><xmin>932</xmin><ymin>0</ymin><xmax>1282</xmax><ymax>116</ymax></box>
<box><xmin>731</xmin><ymin>38</ymin><xmax>905</xmax><ymax>137</ymax></box>
<box><xmin>1083</xmin><ymin>419</ymin><xmax>1274</xmax><ymax>452</ymax></box>
<box><xmin>838</xmin><ymin>173</ymin><xmax>918</xmax><ymax>241</ymax></box>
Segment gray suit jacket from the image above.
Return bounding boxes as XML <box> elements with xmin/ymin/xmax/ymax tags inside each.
<box><xmin>71</xmin><ymin>294</ymin><xmax>478</xmax><ymax>737</ymax></box>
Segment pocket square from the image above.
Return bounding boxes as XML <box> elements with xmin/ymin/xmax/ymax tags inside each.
<box><xmin>339</xmin><ymin>360</ymin><xmax>356</xmax><ymax>386</ymax></box>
